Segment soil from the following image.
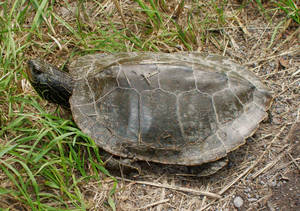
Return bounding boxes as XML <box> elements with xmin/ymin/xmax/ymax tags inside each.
<box><xmin>268</xmin><ymin>123</ymin><xmax>300</xmax><ymax>211</ymax></box>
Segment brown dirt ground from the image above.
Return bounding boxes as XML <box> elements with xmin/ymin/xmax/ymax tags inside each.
<box><xmin>268</xmin><ymin>123</ymin><xmax>300</xmax><ymax>211</ymax></box>
<box><xmin>2</xmin><ymin>0</ymin><xmax>300</xmax><ymax>210</ymax></box>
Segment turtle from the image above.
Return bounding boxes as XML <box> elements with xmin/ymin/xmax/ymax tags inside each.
<box><xmin>26</xmin><ymin>52</ymin><xmax>273</xmax><ymax>176</ymax></box>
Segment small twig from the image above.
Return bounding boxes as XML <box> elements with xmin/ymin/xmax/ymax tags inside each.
<box><xmin>266</xmin><ymin>126</ymin><xmax>287</xmax><ymax>150</ymax></box>
<box><xmin>220</xmin><ymin>156</ymin><xmax>263</xmax><ymax>195</ymax></box>
<box><xmin>288</xmin><ymin>153</ymin><xmax>300</xmax><ymax>171</ymax></box>
<box><xmin>141</xmin><ymin>74</ymin><xmax>151</xmax><ymax>85</ymax></box>
<box><xmin>262</xmin><ymin>67</ymin><xmax>297</xmax><ymax>79</ymax></box>
<box><xmin>199</xmin><ymin>158</ymin><xmax>263</xmax><ymax>211</ymax></box>
<box><xmin>245</xmin><ymin>48</ymin><xmax>300</xmax><ymax>65</ymax></box>
<box><xmin>206</xmin><ymin>26</ymin><xmax>286</xmax><ymax>31</ymax></box>
<box><xmin>225</xmin><ymin>31</ymin><xmax>239</xmax><ymax>51</ymax></box>
<box><xmin>112</xmin><ymin>0</ymin><xmax>127</xmax><ymax>28</ymax></box>
<box><xmin>0</xmin><ymin>72</ymin><xmax>10</xmax><ymax>82</ymax></box>
<box><xmin>271</xmin><ymin>158</ymin><xmax>300</xmax><ymax>172</ymax></box>
<box><xmin>252</xmin><ymin>122</ymin><xmax>299</xmax><ymax>178</ymax></box>
<box><xmin>222</xmin><ymin>39</ymin><xmax>229</xmax><ymax>56</ymax></box>
<box><xmin>123</xmin><ymin>70</ymin><xmax>132</xmax><ymax>87</ymax></box>
<box><xmin>48</xmin><ymin>33</ymin><xmax>62</xmax><ymax>51</ymax></box>
<box><xmin>200</xmin><ymin>183</ymin><xmax>210</xmax><ymax>210</ymax></box>
<box><xmin>174</xmin><ymin>0</ymin><xmax>185</xmax><ymax>19</ymax></box>
<box><xmin>251</xmin><ymin>152</ymin><xmax>285</xmax><ymax>179</ymax></box>
<box><xmin>274</xmin><ymin>78</ymin><xmax>300</xmax><ymax>98</ymax></box>
<box><xmin>292</xmin><ymin>68</ymin><xmax>300</xmax><ymax>77</ymax></box>
<box><xmin>234</xmin><ymin>15</ymin><xmax>250</xmax><ymax>36</ymax></box>
<box><xmin>116</xmin><ymin>177</ymin><xmax>221</xmax><ymax>199</ymax></box>
<box><xmin>140</xmin><ymin>71</ymin><xmax>159</xmax><ymax>85</ymax></box>
<box><xmin>267</xmin><ymin>201</ymin><xmax>276</xmax><ymax>211</ymax></box>
<box><xmin>135</xmin><ymin>199</ymin><xmax>169</xmax><ymax>210</ymax></box>
<box><xmin>163</xmin><ymin>0</ymin><xmax>183</xmax><ymax>27</ymax></box>
<box><xmin>270</xmin><ymin>19</ymin><xmax>298</xmax><ymax>52</ymax></box>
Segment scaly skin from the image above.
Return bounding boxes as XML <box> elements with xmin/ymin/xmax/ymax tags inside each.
<box><xmin>27</xmin><ymin>59</ymin><xmax>74</xmax><ymax>108</ymax></box>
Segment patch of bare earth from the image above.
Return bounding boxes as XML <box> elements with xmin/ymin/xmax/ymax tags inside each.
<box><xmin>268</xmin><ymin>123</ymin><xmax>300</xmax><ymax>211</ymax></box>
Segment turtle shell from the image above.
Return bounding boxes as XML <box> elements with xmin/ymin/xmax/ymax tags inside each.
<box><xmin>69</xmin><ymin>52</ymin><xmax>272</xmax><ymax>165</ymax></box>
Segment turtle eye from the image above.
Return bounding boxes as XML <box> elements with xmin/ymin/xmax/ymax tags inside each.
<box><xmin>28</xmin><ymin>59</ymin><xmax>43</xmax><ymax>74</ymax></box>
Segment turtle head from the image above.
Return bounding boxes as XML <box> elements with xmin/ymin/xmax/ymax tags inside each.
<box><xmin>27</xmin><ymin>59</ymin><xmax>74</xmax><ymax>109</ymax></box>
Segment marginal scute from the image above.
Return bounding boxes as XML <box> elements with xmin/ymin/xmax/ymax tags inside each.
<box><xmin>253</xmin><ymin>89</ymin><xmax>273</xmax><ymax>109</ymax></box>
<box><xmin>90</xmin><ymin>121</ymin><xmax>113</xmax><ymax>148</ymax></box>
<box><xmin>69</xmin><ymin>52</ymin><xmax>272</xmax><ymax>166</ymax></box>
<box><xmin>74</xmin><ymin>103</ymin><xmax>96</xmax><ymax>117</ymax></box>
<box><xmin>187</xmin><ymin>134</ymin><xmax>227</xmax><ymax>164</ymax></box>
<box><xmin>231</xmin><ymin>102</ymin><xmax>266</xmax><ymax>138</ymax></box>
<box><xmin>218</xmin><ymin>126</ymin><xmax>244</xmax><ymax>152</ymax></box>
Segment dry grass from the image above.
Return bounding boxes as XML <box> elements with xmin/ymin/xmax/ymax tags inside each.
<box><xmin>0</xmin><ymin>0</ymin><xmax>299</xmax><ymax>210</ymax></box>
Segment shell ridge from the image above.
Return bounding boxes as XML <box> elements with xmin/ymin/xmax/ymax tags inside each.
<box><xmin>157</xmin><ymin>64</ymin><xmax>162</xmax><ymax>90</ymax></box>
<box><xmin>215</xmin><ymin>131</ymin><xmax>227</xmax><ymax>150</ymax></box>
<box><xmin>191</xmin><ymin>56</ymin><xmax>199</xmax><ymax>91</ymax></box>
<box><xmin>175</xmin><ymin>93</ymin><xmax>186</xmax><ymax>142</ymax></box>
<box><xmin>116</xmin><ymin>64</ymin><xmax>122</xmax><ymax>87</ymax></box>
<box><xmin>227</xmin><ymin>77</ymin><xmax>247</xmax><ymax>107</ymax></box>
<box><xmin>211</xmin><ymin>93</ymin><xmax>221</xmax><ymax>125</ymax></box>
<box><xmin>95</xmin><ymin>87</ymin><xmax>118</xmax><ymax>104</ymax></box>
<box><xmin>84</xmin><ymin>77</ymin><xmax>99</xmax><ymax>116</ymax></box>
<box><xmin>86</xmin><ymin>59</ymin><xmax>96</xmax><ymax>78</ymax></box>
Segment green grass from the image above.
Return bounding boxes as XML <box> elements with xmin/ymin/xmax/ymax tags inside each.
<box><xmin>275</xmin><ymin>0</ymin><xmax>300</xmax><ymax>24</ymax></box>
<box><xmin>0</xmin><ymin>0</ymin><xmax>298</xmax><ymax>210</ymax></box>
<box><xmin>1</xmin><ymin>96</ymin><xmax>116</xmax><ymax>210</ymax></box>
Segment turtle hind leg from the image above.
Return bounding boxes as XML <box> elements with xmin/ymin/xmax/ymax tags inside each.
<box><xmin>188</xmin><ymin>157</ymin><xmax>228</xmax><ymax>177</ymax></box>
<box><xmin>100</xmin><ymin>151</ymin><xmax>141</xmax><ymax>175</ymax></box>
<box><xmin>141</xmin><ymin>157</ymin><xmax>228</xmax><ymax>177</ymax></box>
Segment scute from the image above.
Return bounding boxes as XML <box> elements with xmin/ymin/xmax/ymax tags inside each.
<box><xmin>178</xmin><ymin>90</ymin><xmax>217</xmax><ymax>142</ymax></box>
<box><xmin>159</xmin><ymin>65</ymin><xmax>196</xmax><ymax>93</ymax></box>
<box><xmin>140</xmin><ymin>89</ymin><xmax>182</xmax><ymax>149</ymax></box>
<box><xmin>70</xmin><ymin>52</ymin><xmax>272</xmax><ymax>166</ymax></box>
<box><xmin>213</xmin><ymin>89</ymin><xmax>244</xmax><ymax>124</ymax></box>
<box><xmin>195</xmin><ymin>71</ymin><xmax>228</xmax><ymax>94</ymax></box>
<box><xmin>117</xmin><ymin>64</ymin><xmax>159</xmax><ymax>91</ymax></box>
<box><xmin>97</xmin><ymin>88</ymin><xmax>140</xmax><ymax>140</ymax></box>
<box><xmin>228</xmin><ymin>71</ymin><xmax>255</xmax><ymax>104</ymax></box>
